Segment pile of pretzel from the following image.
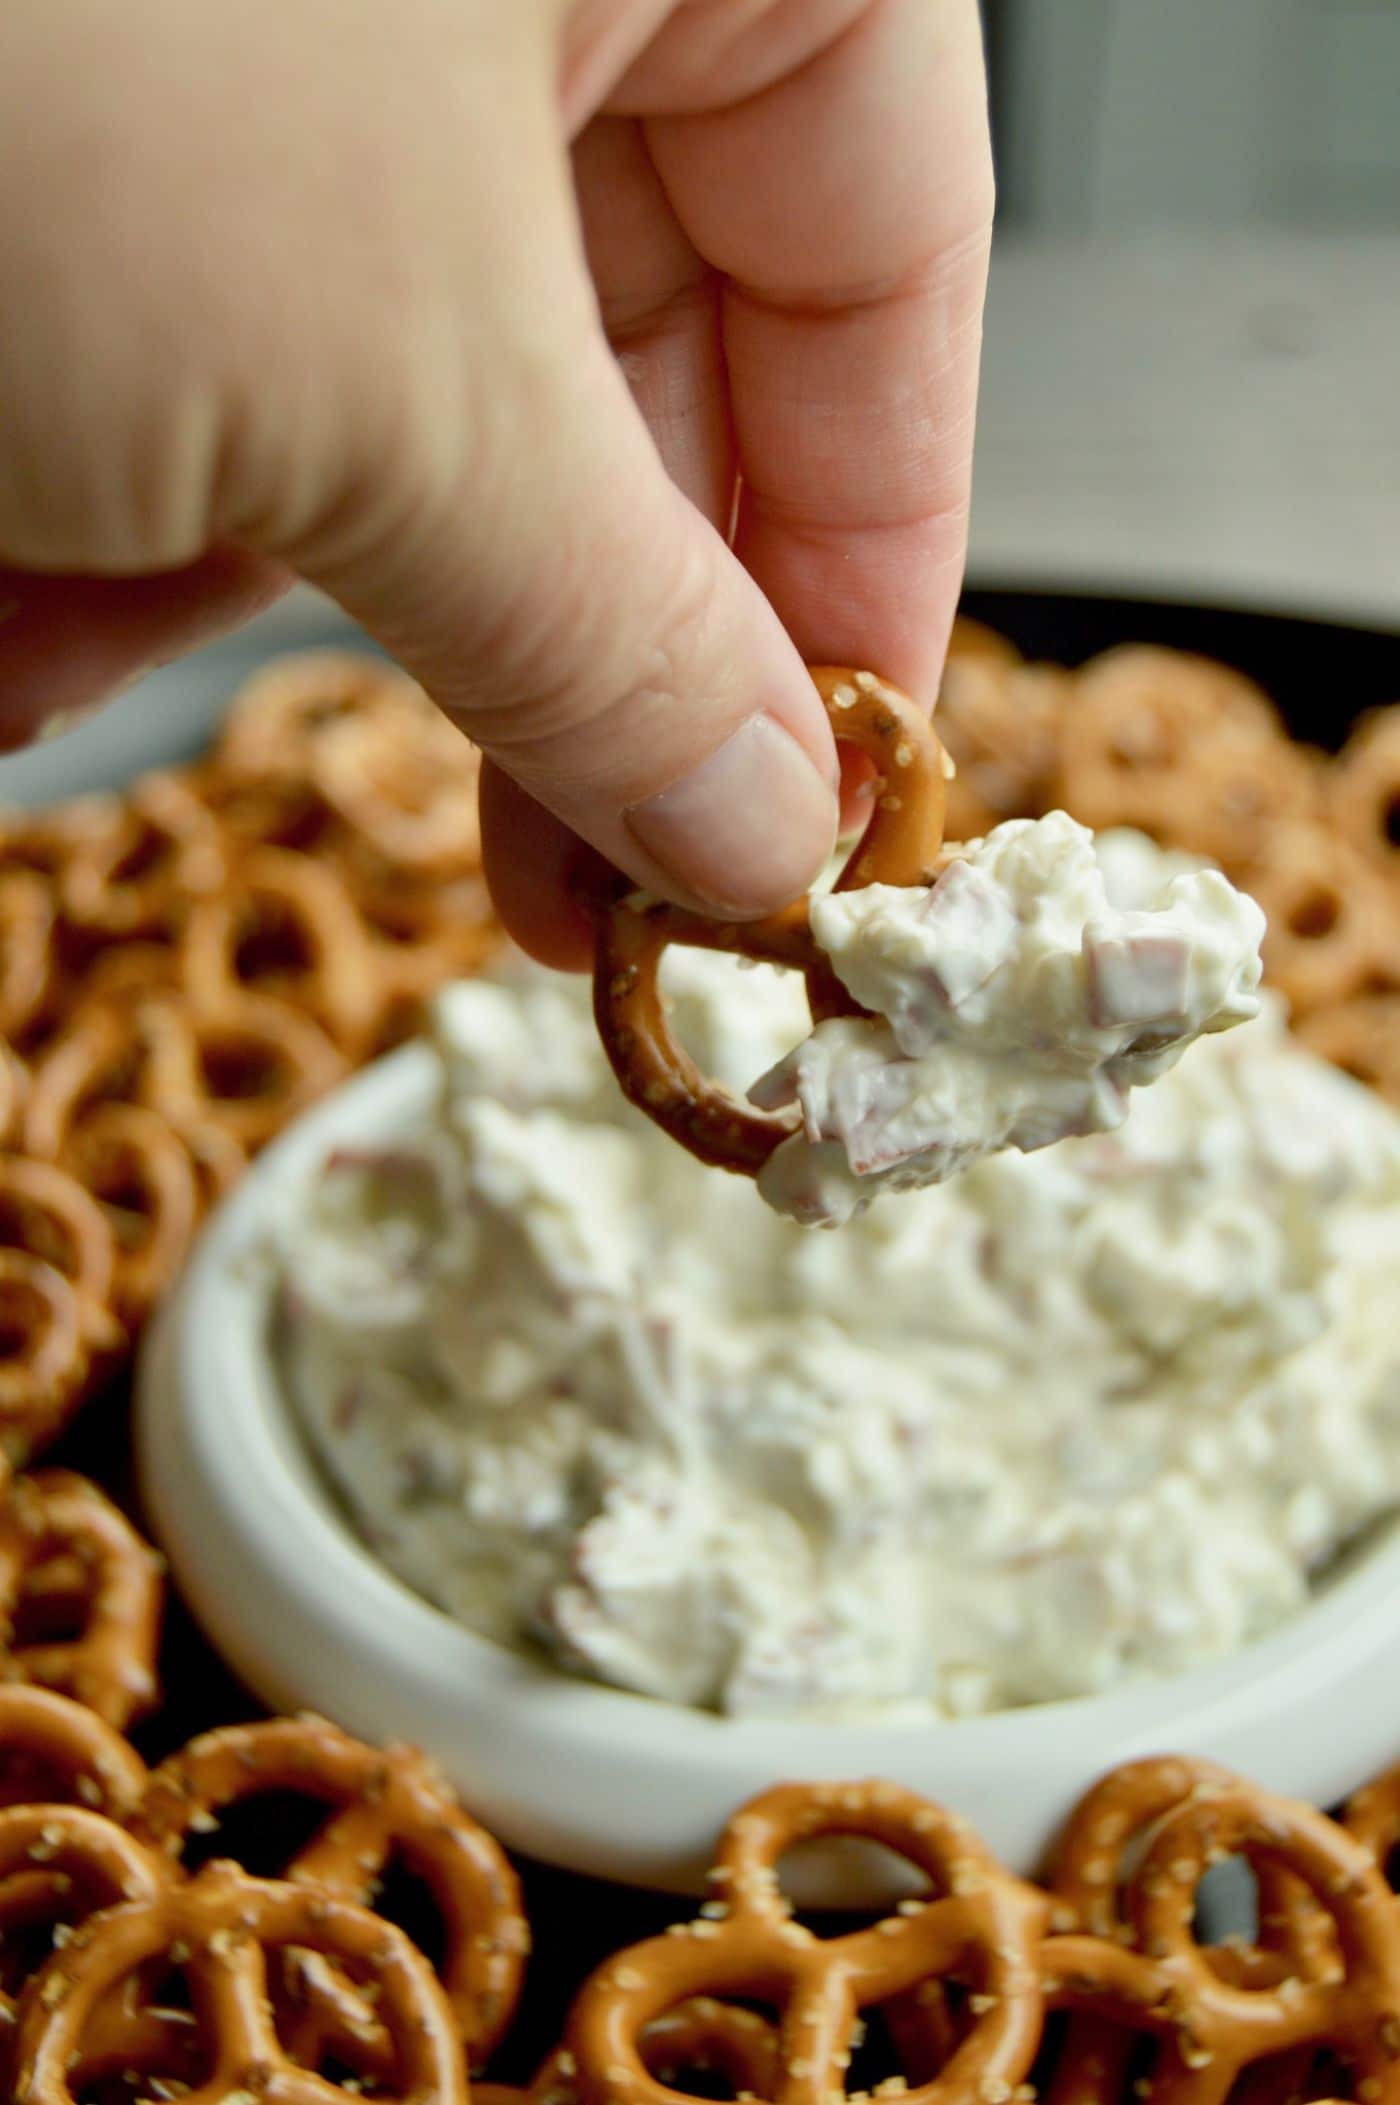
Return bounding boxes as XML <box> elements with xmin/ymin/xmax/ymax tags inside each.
<box><xmin>939</xmin><ymin>620</ymin><xmax>1400</xmax><ymax>1106</ymax></box>
<box><xmin>6</xmin><ymin>1593</ymin><xmax>1400</xmax><ymax>2105</ymax></box>
<box><xmin>0</xmin><ymin>653</ymin><xmax>502</xmax><ymax>1463</ymax></box>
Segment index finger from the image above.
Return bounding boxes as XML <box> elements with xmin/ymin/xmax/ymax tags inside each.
<box><xmin>643</xmin><ymin>0</ymin><xmax>993</xmax><ymax>704</ymax></box>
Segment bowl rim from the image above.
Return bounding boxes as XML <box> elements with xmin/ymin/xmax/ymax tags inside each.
<box><xmin>138</xmin><ymin>1036</ymin><xmax>1400</xmax><ymax>1890</ymax></box>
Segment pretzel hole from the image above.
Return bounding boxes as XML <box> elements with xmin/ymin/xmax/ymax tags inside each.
<box><xmin>10</xmin><ymin>1558</ymin><xmax>92</xmax><ymax>1648</ymax></box>
<box><xmin>368</xmin><ymin>1851</ymin><xmax>448</xmax><ymax>1975</ymax></box>
<box><xmin>1286</xmin><ymin>889</ymin><xmax>1342</xmax><ymax>941</ymax></box>
<box><xmin>1193</xmin><ymin>1856</ymin><xmax>1259</xmax><ymax>1944</ymax></box>
<box><xmin>197</xmin><ymin>1034</ymin><xmax>292</xmax><ymax>1104</ymax></box>
<box><xmin>773</xmin><ymin>1835</ymin><xmax>930</xmax><ymax>1920</ymax></box>
<box><xmin>232</xmin><ymin>903</ymin><xmax>318</xmax><ymax>989</ymax></box>
<box><xmin>106</xmin><ymin>827</ymin><xmax>177</xmax><ymax>890</ymax></box>
<box><xmin>638</xmin><ymin>1994</ymin><xmax>782</xmax><ymax>2100</ymax></box>
<box><xmin>173</xmin><ymin>1790</ymin><xmax>335</xmax><ymax>1880</ymax></box>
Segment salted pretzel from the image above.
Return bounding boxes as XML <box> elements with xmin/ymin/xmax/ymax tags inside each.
<box><xmin>57</xmin><ymin>772</ymin><xmax>229</xmax><ymax>943</ymax></box>
<box><xmin>567</xmin><ymin>1779</ymin><xmax>1046</xmax><ymax>2105</ymax></box>
<box><xmin>0</xmin><ymin>1472</ymin><xmax>163</xmax><ymax>1729</ymax></box>
<box><xmin>1332</xmin><ymin>704</ymin><xmax>1400</xmax><ymax>881</ymax></box>
<box><xmin>0</xmin><ymin>1049</ymin><xmax>30</xmax><ymax>1155</ymax></box>
<box><xmin>341</xmin><ymin>868</ymin><xmax>500</xmax><ymax>1049</ymax></box>
<box><xmin>1042</xmin><ymin>1758</ymin><xmax>1338</xmax><ymax>2105</ymax></box>
<box><xmin>136</xmin><ymin>990</ymin><xmax>347</xmax><ymax>1154</ymax></box>
<box><xmin>181</xmin><ymin>847</ymin><xmax>382</xmax><ymax>1058</ymax></box>
<box><xmin>22</xmin><ymin>1000</ymin><xmax>152</xmax><ymax>1164</ymax></box>
<box><xmin>0</xmin><ymin>872</ymin><xmax>58</xmax><ymax>1046</ymax></box>
<box><xmin>59</xmin><ymin>1104</ymin><xmax>201</xmax><ymax>1327</ymax></box>
<box><xmin>1239</xmin><ymin>821</ymin><xmax>1398</xmax><ymax>1018</ymax></box>
<box><xmin>480</xmin><ymin>1998</ymin><xmax>782</xmax><ymax>2105</ymax></box>
<box><xmin>589</xmin><ymin>669</ymin><xmax>950</xmax><ymax>1175</ymax></box>
<box><xmin>0</xmin><ymin>1159</ymin><xmax>121</xmax><ymax>1357</ymax></box>
<box><xmin>11</xmin><ymin>1860</ymin><xmax>469</xmax><ymax>2104</ymax></box>
<box><xmin>1036</xmin><ymin>1779</ymin><xmax>1400</xmax><ymax>2103</ymax></box>
<box><xmin>215</xmin><ymin>649</ymin><xmax>429</xmax><ymax>786</ymax></box>
<box><xmin>0</xmin><ymin>1256</ymin><xmax>99</xmax><ymax>1464</ymax></box>
<box><xmin>312</xmin><ymin>686</ymin><xmax>484</xmax><ymax>878</ymax></box>
<box><xmin>0</xmin><ymin>1802</ymin><xmax>170</xmax><ymax>2025</ymax></box>
<box><xmin>132</xmin><ymin>1714</ymin><xmax>528</xmax><ymax>2066</ymax></box>
<box><xmin>0</xmin><ymin>1686</ymin><xmax>147</xmax><ymax>1818</ymax></box>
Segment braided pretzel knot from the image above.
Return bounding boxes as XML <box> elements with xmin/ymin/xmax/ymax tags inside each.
<box><xmin>591</xmin><ymin>669</ymin><xmax>949</xmax><ymax>1175</ymax></box>
<box><xmin>0</xmin><ymin>1472</ymin><xmax>163</xmax><ymax>1729</ymax></box>
<box><xmin>567</xmin><ymin>1780</ymin><xmax>1045</xmax><ymax>2105</ymax></box>
<box><xmin>1042</xmin><ymin>1759</ymin><xmax>1334</xmax><ymax>2105</ymax></box>
<box><xmin>1039</xmin><ymin>1781</ymin><xmax>1400</xmax><ymax>2104</ymax></box>
<box><xmin>132</xmin><ymin>1716</ymin><xmax>528</xmax><ymax>2068</ymax></box>
<box><xmin>11</xmin><ymin>1861</ymin><xmax>469</xmax><ymax>2105</ymax></box>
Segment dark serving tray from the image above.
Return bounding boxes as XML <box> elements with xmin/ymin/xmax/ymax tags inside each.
<box><xmin>33</xmin><ymin>589</ymin><xmax>1400</xmax><ymax>2072</ymax></box>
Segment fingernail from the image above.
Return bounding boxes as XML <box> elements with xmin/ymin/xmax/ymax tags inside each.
<box><xmin>626</xmin><ymin>714</ymin><xmax>838</xmax><ymax>915</ymax></box>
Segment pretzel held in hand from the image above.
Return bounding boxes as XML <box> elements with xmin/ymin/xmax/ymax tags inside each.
<box><xmin>588</xmin><ymin>669</ymin><xmax>949</xmax><ymax>1175</ymax></box>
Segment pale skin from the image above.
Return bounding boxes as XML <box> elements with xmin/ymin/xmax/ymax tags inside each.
<box><xmin>0</xmin><ymin>0</ymin><xmax>994</xmax><ymax>967</ymax></box>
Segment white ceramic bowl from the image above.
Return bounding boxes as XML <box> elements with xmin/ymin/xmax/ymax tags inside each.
<box><xmin>138</xmin><ymin>1045</ymin><xmax>1400</xmax><ymax>1900</ymax></box>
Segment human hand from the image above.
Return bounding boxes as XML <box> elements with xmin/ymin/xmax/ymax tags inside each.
<box><xmin>0</xmin><ymin>0</ymin><xmax>992</xmax><ymax>965</ymax></box>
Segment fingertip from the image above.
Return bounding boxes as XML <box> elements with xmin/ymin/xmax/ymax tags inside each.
<box><xmin>479</xmin><ymin>759</ymin><xmax>598</xmax><ymax>973</ymax></box>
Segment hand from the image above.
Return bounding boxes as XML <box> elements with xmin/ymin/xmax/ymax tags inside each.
<box><xmin>0</xmin><ymin>0</ymin><xmax>992</xmax><ymax>965</ymax></box>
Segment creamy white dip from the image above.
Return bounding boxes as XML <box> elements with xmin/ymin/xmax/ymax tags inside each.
<box><xmin>756</xmin><ymin>812</ymin><xmax>1266</xmax><ymax>1224</ymax></box>
<box><xmin>276</xmin><ymin>830</ymin><xmax>1400</xmax><ymax>1722</ymax></box>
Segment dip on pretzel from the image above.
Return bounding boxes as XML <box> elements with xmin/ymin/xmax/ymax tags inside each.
<box><xmin>587</xmin><ymin>668</ymin><xmax>1267</xmax><ymax>1225</ymax></box>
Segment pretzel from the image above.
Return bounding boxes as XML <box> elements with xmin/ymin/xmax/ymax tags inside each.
<box><xmin>1043</xmin><ymin>1759</ymin><xmax>1336</xmax><ymax>2105</ymax></box>
<box><xmin>1332</xmin><ymin>705</ymin><xmax>1400</xmax><ymax>881</ymax></box>
<box><xmin>59</xmin><ymin>1105</ymin><xmax>201</xmax><ymax>1326</ymax></box>
<box><xmin>181</xmin><ymin>848</ymin><xmax>382</xmax><ymax>1058</ymax></box>
<box><xmin>1050</xmin><ymin>646</ymin><xmax>1299</xmax><ymax>857</ymax></box>
<box><xmin>567</xmin><ymin>1779</ymin><xmax>1046</xmax><ymax>2105</ymax></box>
<box><xmin>11</xmin><ymin>1860</ymin><xmax>469</xmax><ymax>2104</ymax></box>
<box><xmin>0</xmin><ymin>1050</ymin><xmax>30</xmax><ymax>1155</ymax></box>
<box><xmin>0</xmin><ymin>872</ymin><xmax>58</xmax><ymax>1046</ymax></box>
<box><xmin>0</xmin><ymin>1686</ymin><xmax>147</xmax><ymax>1818</ymax></box>
<box><xmin>0</xmin><ymin>1802</ymin><xmax>170</xmax><ymax>2028</ymax></box>
<box><xmin>480</xmin><ymin>1999</ymin><xmax>782</xmax><ymax>2105</ymax></box>
<box><xmin>0</xmin><ymin>1256</ymin><xmax>93</xmax><ymax>1466</ymax></box>
<box><xmin>1237</xmin><ymin>822</ymin><xmax>1399</xmax><ymax>1018</ymax></box>
<box><xmin>180</xmin><ymin>755</ymin><xmax>341</xmax><ymax>858</ymax></box>
<box><xmin>57</xmin><ymin>772</ymin><xmax>228</xmax><ymax>942</ymax></box>
<box><xmin>0</xmin><ymin>1472</ymin><xmax>163</xmax><ymax>1728</ymax></box>
<box><xmin>1037</xmin><ymin>1780</ymin><xmax>1400</xmax><ymax>2103</ymax></box>
<box><xmin>312</xmin><ymin>686</ymin><xmax>484</xmax><ymax>878</ymax></box>
<box><xmin>22</xmin><ymin>1001</ymin><xmax>151</xmax><ymax>1164</ymax></box>
<box><xmin>343</xmin><ymin>868</ymin><xmax>501</xmax><ymax>1050</ymax></box>
<box><xmin>937</xmin><ymin>657</ymin><xmax>1069</xmax><ymax>837</ymax></box>
<box><xmin>136</xmin><ymin>990</ymin><xmax>347</xmax><ymax>1154</ymax></box>
<box><xmin>133</xmin><ymin>1714</ymin><xmax>528</xmax><ymax>2066</ymax></box>
<box><xmin>215</xmin><ymin>650</ymin><xmax>429</xmax><ymax>786</ymax></box>
<box><xmin>946</xmin><ymin>617</ymin><xmax>1023</xmax><ymax>670</ymax></box>
<box><xmin>588</xmin><ymin>669</ymin><xmax>950</xmax><ymax>1175</ymax></box>
<box><xmin>1296</xmin><ymin>994</ymin><xmax>1400</xmax><ymax>1106</ymax></box>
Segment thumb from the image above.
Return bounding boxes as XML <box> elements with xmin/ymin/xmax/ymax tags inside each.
<box><xmin>276</xmin><ymin>185</ymin><xmax>838</xmax><ymax>921</ymax></box>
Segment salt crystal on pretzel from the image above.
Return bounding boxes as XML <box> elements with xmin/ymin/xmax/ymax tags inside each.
<box><xmin>132</xmin><ymin>1713</ymin><xmax>527</xmax><ymax>2067</ymax></box>
<box><xmin>11</xmin><ymin>1860</ymin><xmax>469</xmax><ymax>2104</ymax></box>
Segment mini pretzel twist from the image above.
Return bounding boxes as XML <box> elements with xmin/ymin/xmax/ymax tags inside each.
<box><xmin>59</xmin><ymin>1103</ymin><xmax>202</xmax><ymax>1327</ymax></box>
<box><xmin>11</xmin><ymin>1860</ymin><xmax>469</xmax><ymax>2105</ymax></box>
<box><xmin>589</xmin><ymin>669</ymin><xmax>949</xmax><ymax>1175</ymax></box>
<box><xmin>181</xmin><ymin>847</ymin><xmax>383</xmax><ymax>1059</ymax></box>
<box><xmin>312</xmin><ymin>686</ymin><xmax>484</xmax><ymax>878</ymax></box>
<box><xmin>0</xmin><ymin>1685</ymin><xmax>147</xmax><ymax>1817</ymax></box>
<box><xmin>0</xmin><ymin>1256</ymin><xmax>97</xmax><ymax>1465</ymax></box>
<box><xmin>0</xmin><ymin>1801</ymin><xmax>170</xmax><ymax>2034</ymax></box>
<box><xmin>567</xmin><ymin>1779</ymin><xmax>1046</xmax><ymax>2105</ymax></box>
<box><xmin>0</xmin><ymin>1472</ymin><xmax>163</xmax><ymax>1729</ymax></box>
<box><xmin>0</xmin><ymin>1159</ymin><xmax>122</xmax><ymax>1359</ymax></box>
<box><xmin>136</xmin><ymin>989</ymin><xmax>347</xmax><ymax>1154</ymax></box>
<box><xmin>1039</xmin><ymin>1780</ymin><xmax>1400</xmax><ymax>2103</ymax></box>
<box><xmin>479</xmin><ymin>1998</ymin><xmax>782</xmax><ymax>2105</ymax></box>
<box><xmin>214</xmin><ymin>650</ymin><xmax>429</xmax><ymax>787</ymax></box>
<box><xmin>1043</xmin><ymin>1759</ymin><xmax>1334</xmax><ymax>2105</ymax></box>
<box><xmin>57</xmin><ymin>772</ymin><xmax>229</xmax><ymax>942</ymax></box>
<box><xmin>0</xmin><ymin>872</ymin><xmax>58</xmax><ymax>1046</ymax></box>
<box><xmin>132</xmin><ymin>1715</ymin><xmax>528</xmax><ymax>2066</ymax></box>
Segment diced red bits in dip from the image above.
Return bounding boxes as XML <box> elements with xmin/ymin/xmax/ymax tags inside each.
<box><xmin>916</xmin><ymin>861</ymin><xmax>1020</xmax><ymax>1009</ymax></box>
<box><xmin>1083</xmin><ymin>927</ymin><xmax>1192</xmax><ymax>1029</ymax></box>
